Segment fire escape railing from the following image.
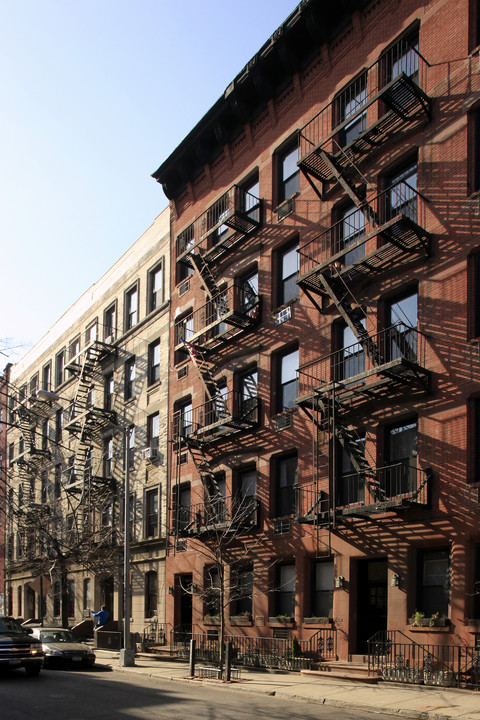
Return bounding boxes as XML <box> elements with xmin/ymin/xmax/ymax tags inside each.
<box><xmin>172</xmin><ymin>494</ymin><xmax>259</xmax><ymax>536</ymax></box>
<box><xmin>298</xmin><ymin>41</ymin><xmax>430</xmax><ymax>177</ymax></box>
<box><xmin>172</xmin><ymin>392</ymin><xmax>260</xmax><ymax>443</ymax></box>
<box><xmin>297</xmin><ymin>182</ymin><xmax>428</xmax><ymax>282</ymax></box>
<box><xmin>297</xmin><ymin>324</ymin><xmax>426</xmax><ymax>401</ymax></box>
<box><xmin>175</xmin><ymin>184</ymin><xmax>261</xmax><ymax>262</ymax></box>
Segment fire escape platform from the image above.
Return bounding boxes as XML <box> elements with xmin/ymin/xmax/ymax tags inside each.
<box><xmin>298</xmin><ymin>73</ymin><xmax>431</xmax><ymax>186</ymax></box>
<box><xmin>174</xmin><ymin>303</ymin><xmax>260</xmax><ymax>354</ymax></box>
<box><xmin>296</xmin><ymin>357</ymin><xmax>430</xmax><ymax>413</ymax></box>
<box><xmin>297</xmin><ymin>215</ymin><xmax>430</xmax><ymax>298</ymax></box>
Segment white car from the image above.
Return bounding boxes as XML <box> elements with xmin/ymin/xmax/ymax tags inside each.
<box><xmin>30</xmin><ymin>628</ymin><xmax>95</xmax><ymax>669</ymax></box>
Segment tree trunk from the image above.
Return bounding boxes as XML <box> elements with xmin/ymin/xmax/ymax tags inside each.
<box><xmin>60</xmin><ymin>565</ymin><xmax>69</xmax><ymax>628</ymax></box>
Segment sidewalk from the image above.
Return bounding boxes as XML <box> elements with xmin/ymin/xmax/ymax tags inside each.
<box><xmin>94</xmin><ymin>649</ymin><xmax>480</xmax><ymax>720</ymax></box>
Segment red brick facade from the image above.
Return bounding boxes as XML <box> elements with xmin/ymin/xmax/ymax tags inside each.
<box><xmin>154</xmin><ymin>0</ymin><xmax>480</xmax><ymax>661</ymax></box>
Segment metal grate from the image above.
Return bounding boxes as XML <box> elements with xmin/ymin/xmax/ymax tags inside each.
<box><xmin>275</xmin><ymin>412</ymin><xmax>293</xmax><ymax>431</ymax></box>
<box><xmin>273</xmin><ymin>518</ymin><xmax>291</xmax><ymax>535</ymax></box>
<box><xmin>178</xmin><ymin>279</ymin><xmax>190</xmax><ymax>296</ymax></box>
<box><xmin>177</xmin><ymin>365</ymin><xmax>189</xmax><ymax>380</ymax></box>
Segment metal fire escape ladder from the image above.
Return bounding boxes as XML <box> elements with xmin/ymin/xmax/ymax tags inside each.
<box><xmin>190</xmin><ymin>253</ymin><xmax>222</xmax><ymax>301</ymax></box>
<box><xmin>182</xmin><ymin>341</ymin><xmax>229</xmax><ymax>416</ymax></box>
<box><xmin>319</xmin><ymin>272</ymin><xmax>383</xmax><ymax>367</ymax></box>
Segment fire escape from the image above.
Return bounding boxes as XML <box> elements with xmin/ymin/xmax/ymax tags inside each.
<box><xmin>171</xmin><ymin>183</ymin><xmax>262</xmax><ymax>542</ymax></box>
<box><xmin>295</xmin><ymin>38</ymin><xmax>432</xmax><ymax>526</ymax></box>
<box><xmin>62</xmin><ymin>340</ymin><xmax>117</xmax><ymax>511</ymax></box>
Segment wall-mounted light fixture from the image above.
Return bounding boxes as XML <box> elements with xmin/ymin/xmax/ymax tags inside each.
<box><xmin>168</xmin><ymin>586</ymin><xmax>174</xmax><ymax>595</ymax></box>
<box><xmin>334</xmin><ymin>576</ymin><xmax>344</xmax><ymax>589</ymax></box>
<box><xmin>191</xmin><ymin>584</ymin><xmax>198</xmax><ymax>594</ymax></box>
<box><xmin>391</xmin><ymin>573</ymin><xmax>400</xmax><ymax>587</ymax></box>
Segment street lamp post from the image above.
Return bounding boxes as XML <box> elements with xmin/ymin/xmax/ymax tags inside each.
<box><xmin>119</xmin><ymin>425</ymin><xmax>135</xmax><ymax>667</ymax></box>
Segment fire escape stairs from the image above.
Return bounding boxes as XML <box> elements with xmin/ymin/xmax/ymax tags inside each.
<box><xmin>190</xmin><ymin>253</ymin><xmax>222</xmax><ymax>301</ymax></box>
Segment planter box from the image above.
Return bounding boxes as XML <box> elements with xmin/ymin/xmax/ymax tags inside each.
<box><xmin>409</xmin><ymin>617</ymin><xmax>449</xmax><ymax>628</ymax></box>
<box><xmin>269</xmin><ymin>617</ymin><xmax>294</xmax><ymax>625</ymax></box>
<box><xmin>303</xmin><ymin>617</ymin><xmax>332</xmax><ymax>625</ymax></box>
<box><xmin>229</xmin><ymin>616</ymin><xmax>252</xmax><ymax>625</ymax></box>
<box><xmin>203</xmin><ymin>617</ymin><xmax>220</xmax><ymax>625</ymax></box>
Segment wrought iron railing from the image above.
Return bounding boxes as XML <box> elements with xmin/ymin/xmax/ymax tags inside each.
<box><xmin>169</xmin><ymin>628</ymin><xmax>336</xmax><ymax>670</ymax></box>
<box><xmin>367</xmin><ymin>633</ymin><xmax>480</xmax><ymax>689</ymax></box>
<box><xmin>297</xmin><ymin>324</ymin><xmax>426</xmax><ymax>400</ymax></box>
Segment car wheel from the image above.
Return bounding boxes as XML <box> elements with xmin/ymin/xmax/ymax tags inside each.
<box><xmin>25</xmin><ymin>663</ymin><xmax>42</xmax><ymax>677</ymax></box>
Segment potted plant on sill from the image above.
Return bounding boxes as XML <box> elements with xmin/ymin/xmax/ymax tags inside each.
<box><xmin>409</xmin><ymin>610</ymin><xmax>449</xmax><ymax>627</ymax></box>
<box><xmin>204</xmin><ymin>614</ymin><xmax>220</xmax><ymax>624</ymax></box>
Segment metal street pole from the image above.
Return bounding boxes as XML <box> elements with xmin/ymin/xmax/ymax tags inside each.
<box><xmin>119</xmin><ymin>426</ymin><xmax>135</xmax><ymax>667</ymax></box>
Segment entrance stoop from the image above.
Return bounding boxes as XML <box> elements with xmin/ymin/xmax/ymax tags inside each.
<box><xmin>301</xmin><ymin>658</ymin><xmax>380</xmax><ymax>683</ymax></box>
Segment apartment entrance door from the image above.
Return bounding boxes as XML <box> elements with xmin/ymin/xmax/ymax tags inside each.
<box><xmin>174</xmin><ymin>574</ymin><xmax>192</xmax><ymax>642</ymax></box>
<box><xmin>356</xmin><ymin>558</ymin><xmax>387</xmax><ymax>653</ymax></box>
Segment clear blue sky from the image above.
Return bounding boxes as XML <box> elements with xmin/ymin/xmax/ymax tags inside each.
<box><xmin>0</xmin><ymin>0</ymin><xmax>298</xmax><ymax>363</ymax></box>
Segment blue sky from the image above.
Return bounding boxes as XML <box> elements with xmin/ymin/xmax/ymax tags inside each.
<box><xmin>0</xmin><ymin>0</ymin><xmax>297</xmax><ymax>363</ymax></box>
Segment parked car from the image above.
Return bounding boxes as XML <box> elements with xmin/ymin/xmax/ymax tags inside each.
<box><xmin>0</xmin><ymin>616</ymin><xmax>44</xmax><ymax>676</ymax></box>
<box><xmin>30</xmin><ymin>628</ymin><xmax>95</xmax><ymax>668</ymax></box>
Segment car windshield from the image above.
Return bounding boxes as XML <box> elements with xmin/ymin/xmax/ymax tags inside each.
<box><xmin>40</xmin><ymin>630</ymin><xmax>76</xmax><ymax>643</ymax></box>
<box><xmin>0</xmin><ymin>618</ymin><xmax>26</xmax><ymax>635</ymax></box>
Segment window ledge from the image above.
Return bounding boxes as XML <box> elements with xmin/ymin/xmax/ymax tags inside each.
<box><xmin>147</xmin><ymin>380</ymin><xmax>162</xmax><ymax>392</ymax></box>
<box><xmin>409</xmin><ymin>625</ymin><xmax>451</xmax><ymax>633</ymax></box>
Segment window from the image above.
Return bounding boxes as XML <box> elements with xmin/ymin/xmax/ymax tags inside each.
<box><xmin>67</xmin><ymin>580</ymin><xmax>75</xmax><ymax>617</ymax></box>
<box><xmin>8</xmin><ymin>442</ymin><xmax>14</xmax><ymax>467</ymax></box>
<box><xmin>148</xmin><ymin>339</ymin><xmax>161</xmax><ymax>385</ymax></box>
<box><xmin>241</xmin><ymin>271</ymin><xmax>259</xmax><ymax>315</ymax></box>
<box><xmin>41</xmin><ymin>471</ymin><xmax>48</xmax><ymax>503</ymax></box>
<box><xmin>148</xmin><ymin>261</ymin><xmax>164</xmax><ymax>312</ymax></box>
<box><xmin>337</xmin><ymin>434</ymin><xmax>365</xmax><ymax>506</ymax></box>
<box><xmin>230</xmin><ymin>565</ymin><xmax>253</xmax><ymax>617</ymax></box>
<box><xmin>104</xmin><ymin>303</ymin><xmax>116</xmax><ymax>341</ymax></box>
<box><xmin>278</xmin><ymin>139</ymin><xmax>300</xmax><ymax>203</ymax></box>
<box><xmin>337</xmin><ymin>205</ymin><xmax>366</xmax><ymax>266</ymax></box>
<box><xmin>242</xmin><ymin>174</ymin><xmax>260</xmax><ymax>223</ymax></box>
<box><xmin>206</xmin><ymin>473</ymin><xmax>226</xmax><ymax>524</ymax></box>
<box><xmin>276</xmin><ymin>347</ymin><xmax>298</xmax><ymax>412</ymax></box>
<box><xmin>85</xmin><ymin>320</ymin><xmax>97</xmax><ymax>344</ymax></box>
<box><xmin>147</xmin><ymin>412</ymin><xmax>160</xmax><ymax>448</ymax></box>
<box><xmin>384</xmin><ymin>31</ymin><xmax>419</xmax><ymax>85</ymax></box>
<box><xmin>29</xmin><ymin>374</ymin><xmax>39</xmax><ymax>397</ymax></box>
<box><xmin>83</xmin><ymin>579</ymin><xmax>91</xmax><ymax>611</ymax></box>
<box><xmin>237</xmin><ymin>467</ymin><xmax>257</xmax><ymax>524</ymax></box>
<box><xmin>337</xmin><ymin>320</ymin><xmax>366</xmax><ymax>381</ymax></box>
<box><xmin>125</xmin><ymin>357</ymin><xmax>136</xmax><ymax>400</ymax></box>
<box><xmin>125</xmin><ymin>284</ymin><xmax>139</xmax><ymax>330</ymax></box>
<box><xmin>42</xmin><ymin>419</ymin><xmax>50</xmax><ymax>452</ymax></box>
<box><xmin>85</xmin><ymin>445</ymin><xmax>93</xmax><ymax>481</ymax></box>
<box><xmin>42</xmin><ymin>362</ymin><xmax>51</xmax><ymax>391</ymax></box>
<box><xmin>145</xmin><ymin>488</ymin><xmax>159</xmax><ymax>538</ymax></box>
<box><xmin>385</xmin><ymin>419</ymin><xmax>417</xmax><ymax>496</ymax></box>
<box><xmin>174</xmin><ymin>483</ymin><xmax>191</xmax><ymax>533</ymax></box>
<box><xmin>275</xmin><ymin>453</ymin><xmax>297</xmax><ymax>517</ymax></box>
<box><xmin>104</xmin><ymin>373</ymin><xmax>114</xmax><ymax>411</ymax></box>
<box><xmin>277</xmin><ymin>242</ymin><xmax>299</xmax><ymax>306</ymax></box>
<box><xmin>274</xmin><ymin>563</ymin><xmax>295</xmax><ymax>617</ymax></box>
<box><xmin>175</xmin><ymin>399</ymin><xmax>193</xmax><ymax>439</ymax></box>
<box><xmin>239</xmin><ymin>367</ymin><xmax>258</xmax><ymax>421</ymax></box>
<box><xmin>312</xmin><ymin>561</ymin><xmax>334</xmax><ymax>619</ymax></box>
<box><xmin>175</xmin><ymin>312</ymin><xmax>194</xmax><ymax>364</ymax></box>
<box><xmin>55</xmin><ymin>350</ymin><xmax>65</xmax><ymax>387</ymax></box>
<box><xmin>417</xmin><ymin>548</ymin><xmax>450</xmax><ymax>618</ymax></box>
<box><xmin>386</xmin><ymin>291</ymin><xmax>418</xmax><ymax>361</ymax></box>
<box><xmin>69</xmin><ymin>336</ymin><xmax>80</xmax><ymax>360</ymax></box>
<box><xmin>55</xmin><ymin>408</ymin><xmax>63</xmax><ymax>442</ymax></box>
<box><xmin>204</xmin><ymin>567</ymin><xmax>220</xmax><ymax>618</ymax></box>
<box><xmin>386</xmin><ymin>163</ymin><xmax>418</xmax><ymax>223</ymax></box>
<box><xmin>104</xmin><ymin>437</ymin><xmax>113</xmax><ymax>478</ymax></box>
<box><xmin>145</xmin><ymin>571</ymin><xmax>158</xmax><ymax>617</ymax></box>
<box><xmin>335</xmin><ymin>72</ymin><xmax>367</xmax><ymax>147</ymax></box>
<box><xmin>101</xmin><ymin>502</ymin><xmax>113</xmax><ymax>528</ymax></box>
<box><xmin>54</xmin><ymin>465</ymin><xmax>62</xmax><ymax>498</ymax></box>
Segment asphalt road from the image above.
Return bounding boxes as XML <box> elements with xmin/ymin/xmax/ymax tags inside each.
<box><xmin>0</xmin><ymin>664</ymin><xmax>395</xmax><ymax>719</ymax></box>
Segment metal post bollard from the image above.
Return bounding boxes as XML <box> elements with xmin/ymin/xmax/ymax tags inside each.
<box><xmin>225</xmin><ymin>641</ymin><xmax>231</xmax><ymax>682</ymax></box>
<box><xmin>189</xmin><ymin>639</ymin><xmax>196</xmax><ymax>678</ymax></box>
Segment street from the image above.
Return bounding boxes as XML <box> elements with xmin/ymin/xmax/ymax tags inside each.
<box><xmin>0</xmin><ymin>665</ymin><xmax>395</xmax><ymax>719</ymax></box>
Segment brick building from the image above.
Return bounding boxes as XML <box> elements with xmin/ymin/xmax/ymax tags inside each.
<box><xmin>153</xmin><ymin>0</ymin><xmax>480</xmax><ymax>667</ymax></box>
<box><xmin>0</xmin><ymin>363</ymin><xmax>12</xmax><ymax>614</ymax></box>
<box><xmin>4</xmin><ymin>209</ymin><xmax>170</xmax><ymax>641</ymax></box>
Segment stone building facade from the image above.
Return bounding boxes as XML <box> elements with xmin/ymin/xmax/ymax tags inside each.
<box><xmin>4</xmin><ymin>208</ymin><xmax>170</xmax><ymax>641</ymax></box>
